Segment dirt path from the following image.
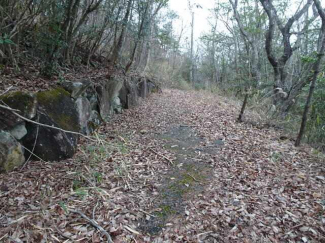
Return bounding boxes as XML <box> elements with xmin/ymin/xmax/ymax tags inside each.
<box><xmin>1</xmin><ymin>90</ymin><xmax>325</xmax><ymax>242</ymax></box>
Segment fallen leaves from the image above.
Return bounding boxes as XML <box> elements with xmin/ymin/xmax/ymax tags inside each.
<box><xmin>0</xmin><ymin>89</ymin><xmax>324</xmax><ymax>242</ymax></box>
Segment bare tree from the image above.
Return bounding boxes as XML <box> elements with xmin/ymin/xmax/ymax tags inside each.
<box><xmin>259</xmin><ymin>0</ymin><xmax>313</xmax><ymax>107</ymax></box>
<box><xmin>110</xmin><ymin>0</ymin><xmax>133</xmax><ymax>65</ymax></box>
<box><xmin>295</xmin><ymin>0</ymin><xmax>325</xmax><ymax>146</ymax></box>
<box><xmin>229</xmin><ymin>0</ymin><xmax>261</xmax><ymax>87</ymax></box>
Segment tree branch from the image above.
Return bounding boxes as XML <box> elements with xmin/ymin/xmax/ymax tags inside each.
<box><xmin>70</xmin><ymin>210</ymin><xmax>113</xmax><ymax>243</ymax></box>
<box><xmin>0</xmin><ymin>104</ymin><xmax>96</xmax><ymax>142</ymax></box>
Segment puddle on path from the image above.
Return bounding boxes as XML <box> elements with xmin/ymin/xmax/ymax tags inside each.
<box><xmin>138</xmin><ymin>125</ymin><xmax>223</xmax><ymax>235</ymax></box>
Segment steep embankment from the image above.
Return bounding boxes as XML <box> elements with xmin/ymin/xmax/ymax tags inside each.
<box><xmin>0</xmin><ymin>89</ymin><xmax>324</xmax><ymax>242</ymax></box>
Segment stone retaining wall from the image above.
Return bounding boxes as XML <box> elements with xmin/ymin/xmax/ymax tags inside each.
<box><xmin>0</xmin><ymin>74</ymin><xmax>158</xmax><ymax>172</ymax></box>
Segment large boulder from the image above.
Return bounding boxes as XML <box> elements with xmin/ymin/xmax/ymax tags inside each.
<box><xmin>0</xmin><ymin>92</ymin><xmax>37</xmax><ymax>131</ymax></box>
<box><xmin>36</xmin><ymin>87</ymin><xmax>80</xmax><ymax>145</ymax></box>
<box><xmin>22</xmin><ymin>88</ymin><xmax>80</xmax><ymax>161</ymax></box>
<box><xmin>112</xmin><ymin>96</ymin><xmax>122</xmax><ymax>114</ymax></box>
<box><xmin>76</xmin><ymin>97</ymin><xmax>91</xmax><ymax>135</ymax></box>
<box><xmin>96</xmin><ymin>84</ymin><xmax>111</xmax><ymax>122</ymax></box>
<box><xmin>96</xmin><ymin>76</ymin><xmax>123</xmax><ymax>121</ymax></box>
<box><xmin>138</xmin><ymin>78</ymin><xmax>148</xmax><ymax>99</ymax></box>
<box><xmin>60</xmin><ymin>80</ymin><xmax>92</xmax><ymax>99</ymax></box>
<box><xmin>119</xmin><ymin>83</ymin><xmax>128</xmax><ymax>109</ymax></box>
<box><xmin>119</xmin><ymin>77</ymin><xmax>139</xmax><ymax>109</ymax></box>
<box><xmin>22</xmin><ymin>113</ymin><xmax>77</xmax><ymax>161</ymax></box>
<box><xmin>0</xmin><ymin>131</ymin><xmax>25</xmax><ymax>173</ymax></box>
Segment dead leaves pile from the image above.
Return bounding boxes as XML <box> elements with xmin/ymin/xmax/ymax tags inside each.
<box><xmin>0</xmin><ymin>89</ymin><xmax>324</xmax><ymax>242</ymax></box>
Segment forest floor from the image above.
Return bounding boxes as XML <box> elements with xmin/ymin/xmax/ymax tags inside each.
<box><xmin>1</xmin><ymin>89</ymin><xmax>325</xmax><ymax>243</ymax></box>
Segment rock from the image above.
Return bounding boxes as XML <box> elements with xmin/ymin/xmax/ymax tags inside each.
<box><xmin>60</xmin><ymin>80</ymin><xmax>91</xmax><ymax>99</ymax></box>
<box><xmin>89</xmin><ymin>95</ymin><xmax>99</xmax><ymax>111</ymax></box>
<box><xmin>96</xmin><ymin>77</ymin><xmax>123</xmax><ymax>121</ymax></box>
<box><xmin>119</xmin><ymin>77</ymin><xmax>139</xmax><ymax>109</ymax></box>
<box><xmin>88</xmin><ymin>111</ymin><xmax>102</xmax><ymax>133</ymax></box>
<box><xmin>22</xmin><ymin>113</ymin><xmax>77</xmax><ymax>161</ymax></box>
<box><xmin>76</xmin><ymin>97</ymin><xmax>91</xmax><ymax>135</ymax></box>
<box><xmin>232</xmin><ymin>199</ymin><xmax>241</xmax><ymax>206</ymax></box>
<box><xmin>140</xmin><ymin>130</ymin><xmax>147</xmax><ymax>134</ymax></box>
<box><xmin>9</xmin><ymin>123</ymin><xmax>27</xmax><ymax>140</ymax></box>
<box><xmin>36</xmin><ymin>87</ymin><xmax>80</xmax><ymax>146</ymax></box>
<box><xmin>214</xmin><ymin>139</ymin><xmax>225</xmax><ymax>146</ymax></box>
<box><xmin>119</xmin><ymin>83</ymin><xmax>128</xmax><ymax>109</ymax></box>
<box><xmin>21</xmin><ymin>88</ymin><xmax>80</xmax><ymax>161</ymax></box>
<box><xmin>112</xmin><ymin>96</ymin><xmax>122</xmax><ymax>114</ymax></box>
<box><xmin>138</xmin><ymin>78</ymin><xmax>148</xmax><ymax>99</ymax></box>
<box><xmin>147</xmin><ymin>81</ymin><xmax>156</xmax><ymax>94</ymax></box>
<box><xmin>0</xmin><ymin>131</ymin><xmax>25</xmax><ymax>172</ymax></box>
<box><xmin>0</xmin><ymin>91</ymin><xmax>37</xmax><ymax>131</ymax></box>
<box><xmin>96</xmin><ymin>84</ymin><xmax>111</xmax><ymax>121</ymax></box>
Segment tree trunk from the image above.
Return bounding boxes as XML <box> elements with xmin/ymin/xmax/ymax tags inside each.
<box><xmin>238</xmin><ymin>90</ymin><xmax>249</xmax><ymax>122</ymax></box>
<box><xmin>295</xmin><ymin>0</ymin><xmax>325</xmax><ymax>146</ymax></box>
<box><xmin>125</xmin><ymin>0</ymin><xmax>152</xmax><ymax>73</ymax></box>
<box><xmin>111</xmin><ymin>0</ymin><xmax>133</xmax><ymax>64</ymax></box>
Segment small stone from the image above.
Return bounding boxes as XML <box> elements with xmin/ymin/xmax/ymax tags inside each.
<box><xmin>316</xmin><ymin>176</ymin><xmax>325</xmax><ymax>181</ymax></box>
<box><xmin>299</xmin><ymin>226</ymin><xmax>309</xmax><ymax>232</ymax></box>
<box><xmin>214</xmin><ymin>139</ymin><xmax>225</xmax><ymax>146</ymax></box>
<box><xmin>140</xmin><ymin>130</ymin><xmax>147</xmax><ymax>134</ymax></box>
<box><xmin>232</xmin><ymin>199</ymin><xmax>241</xmax><ymax>206</ymax></box>
<box><xmin>302</xmin><ymin>237</ymin><xmax>308</xmax><ymax>243</ymax></box>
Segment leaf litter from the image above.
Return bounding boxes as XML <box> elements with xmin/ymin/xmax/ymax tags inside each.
<box><xmin>0</xmin><ymin>89</ymin><xmax>324</xmax><ymax>242</ymax></box>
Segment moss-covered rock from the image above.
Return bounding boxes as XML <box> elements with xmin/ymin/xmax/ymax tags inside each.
<box><xmin>0</xmin><ymin>131</ymin><xmax>25</xmax><ymax>173</ymax></box>
<box><xmin>60</xmin><ymin>80</ymin><xmax>91</xmax><ymax>99</ymax></box>
<box><xmin>22</xmin><ymin>113</ymin><xmax>77</xmax><ymax>161</ymax></box>
<box><xmin>0</xmin><ymin>91</ymin><xmax>37</xmax><ymax>131</ymax></box>
<box><xmin>36</xmin><ymin>87</ymin><xmax>80</xmax><ymax>144</ymax></box>
<box><xmin>20</xmin><ymin>87</ymin><xmax>80</xmax><ymax>161</ymax></box>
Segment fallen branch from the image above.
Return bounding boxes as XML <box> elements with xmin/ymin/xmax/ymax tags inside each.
<box><xmin>149</xmin><ymin>148</ymin><xmax>174</xmax><ymax>165</ymax></box>
<box><xmin>186</xmin><ymin>173</ymin><xmax>200</xmax><ymax>183</ymax></box>
<box><xmin>0</xmin><ymin>104</ymin><xmax>96</xmax><ymax>142</ymax></box>
<box><xmin>180</xmin><ymin>124</ymin><xmax>198</xmax><ymax>128</ymax></box>
<box><xmin>139</xmin><ymin>209</ymin><xmax>157</xmax><ymax>218</ymax></box>
<box><xmin>20</xmin><ymin>145</ymin><xmax>45</xmax><ymax>163</ymax></box>
<box><xmin>54</xmin><ymin>226</ymin><xmax>74</xmax><ymax>241</ymax></box>
<box><xmin>70</xmin><ymin>210</ymin><xmax>113</xmax><ymax>243</ymax></box>
<box><xmin>1</xmin><ymin>86</ymin><xmax>13</xmax><ymax>96</ymax></box>
<box><xmin>124</xmin><ymin>225</ymin><xmax>141</xmax><ymax>235</ymax></box>
<box><xmin>21</xmin><ymin>114</ymin><xmax>40</xmax><ymax>170</ymax></box>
